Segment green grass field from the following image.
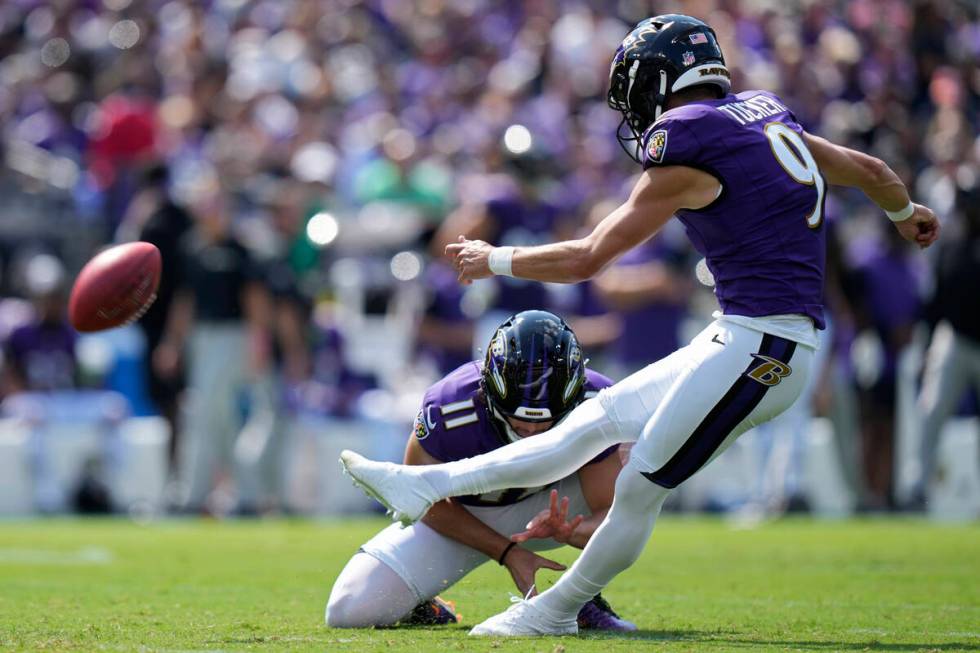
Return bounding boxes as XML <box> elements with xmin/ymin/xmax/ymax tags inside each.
<box><xmin>0</xmin><ymin>517</ymin><xmax>977</xmax><ymax>652</ymax></box>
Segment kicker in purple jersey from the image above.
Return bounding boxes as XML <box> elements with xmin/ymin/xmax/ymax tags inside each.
<box><xmin>642</xmin><ymin>90</ymin><xmax>827</xmax><ymax>329</ymax></box>
<box><xmin>414</xmin><ymin>361</ymin><xmax>616</xmax><ymax>506</ymax></box>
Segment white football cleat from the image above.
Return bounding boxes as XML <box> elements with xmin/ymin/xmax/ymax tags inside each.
<box><xmin>339</xmin><ymin>450</ymin><xmax>436</xmax><ymax>526</ymax></box>
<box><xmin>469</xmin><ymin>597</ymin><xmax>578</xmax><ymax>637</ymax></box>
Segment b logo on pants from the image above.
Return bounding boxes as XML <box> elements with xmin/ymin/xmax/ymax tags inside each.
<box><xmin>746</xmin><ymin>353</ymin><xmax>792</xmax><ymax>386</ymax></box>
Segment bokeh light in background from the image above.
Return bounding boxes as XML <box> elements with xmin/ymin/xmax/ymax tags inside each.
<box><xmin>503</xmin><ymin>125</ymin><xmax>533</xmax><ymax>155</ymax></box>
<box><xmin>390</xmin><ymin>251</ymin><xmax>422</xmax><ymax>281</ymax></box>
<box><xmin>306</xmin><ymin>212</ymin><xmax>339</xmax><ymax>247</ymax></box>
<box><xmin>290</xmin><ymin>142</ymin><xmax>338</xmax><ymax>184</ymax></box>
<box><xmin>108</xmin><ymin>20</ymin><xmax>140</xmax><ymax>50</ymax></box>
<box><xmin>40</xmin><ymin>38</ymin><xmax>70</xmax><ymax>68</ymax></box>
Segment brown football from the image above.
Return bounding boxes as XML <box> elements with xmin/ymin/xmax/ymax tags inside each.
<box><xmin>68</xmin><ymin>242</ymin><xmax>162</xmax><ymax>333</ymax></box>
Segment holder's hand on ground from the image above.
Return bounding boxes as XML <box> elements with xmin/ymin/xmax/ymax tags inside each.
<box><xmin>510</xmin><ymin>489</ymin><xmax>584</xmax><ymax>545</ymax></box>
<box><xmin>445</xmin><ymin>236</ymin><xmax>493</xmax><ymax>285</ymax></box>
<box><xmin>502</xmin><ymin>545</ymin><xmax>567</xmax><ymax>597</ymax></box>
<box><xmin>893</xmin><ymin>203</ymin><xmax>940</xmax><ymax>249</ymax></box>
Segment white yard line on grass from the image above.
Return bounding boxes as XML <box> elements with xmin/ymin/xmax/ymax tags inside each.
<box><xmin>0</xmin><ymin>546</ymin><xmax>113</xmax><ymax>565</ymax></box>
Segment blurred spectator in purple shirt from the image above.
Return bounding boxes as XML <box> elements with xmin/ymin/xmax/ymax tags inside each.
<box><xmin>592</xmin><ymin>225</ymin><xmax>692</xmax><ymax>377</ymax></box>
<box><xmin>433</xmin><ymin>152</ymin><xmax>575</xmax><ymax>316</ymax></box>
<box><xmin>416</xmin><ymin>259</ymin><xmax>474</xmax><ymax>377</ymax></box>
<box><xmin>292</xmin><ymin>306</ymin><xmax>378</xmax><ymax>419</ymax></box>
<box><xmin>2</xmin><ymin>254</ymin><xmax>77</xmax><ymax>395</ymax></box>
<box><xmin>849</xmin><ymin>227</ymin><xmax>925</xmax><ymax>509</ymax></box>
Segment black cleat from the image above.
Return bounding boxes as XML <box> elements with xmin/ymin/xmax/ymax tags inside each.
<box><xmin>400</xmin><ymin>596</ymin><xmax>460</xmax><ymax>626</ymax></box>
<box><xmin>577</xmin><ymin>593</ymin><xmax>637</xmax><ymax>632</ymax></box>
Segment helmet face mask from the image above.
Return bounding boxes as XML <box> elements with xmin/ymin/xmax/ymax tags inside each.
<box><xmin>482</xmin><ymin>310</ymin><xmax>586</xmax><ymax>443</ymax></box>
<box><xmin>607</xmin><ymin>14</ymin><xmax>730</xmax><ymax>162</ymax></box>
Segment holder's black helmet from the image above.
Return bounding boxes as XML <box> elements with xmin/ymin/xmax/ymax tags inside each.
<box><xmin>608</xmin><ymin>14</ymin><xmax>730</xmax><ymax>162</ymax></box>
<box><xmin>482</xmin><ymin>310</ymin><xmax>586</xmax><ymax>441</ymax></box>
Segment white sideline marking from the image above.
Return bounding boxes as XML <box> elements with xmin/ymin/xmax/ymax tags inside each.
<box><xmin>0</xmin><ymin>546</ymin><xmax>113</xmax><ymax>565</ymax></box>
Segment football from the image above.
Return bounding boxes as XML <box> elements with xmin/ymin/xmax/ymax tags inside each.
<box><xmin>68</xmin><ymin>241</ymin><xmax>162</xmax><ymax>333</ymax></box>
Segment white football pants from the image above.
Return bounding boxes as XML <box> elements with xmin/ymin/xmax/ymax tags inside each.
<box><xmin>414</xmin><ymin>317</ymin><xmax>814</xmax><ymax>620</ymax></box>
<box><xmin>326</xmin><ymin>474</ymin><xmax>589</xmax><ymax>627</ymax></box>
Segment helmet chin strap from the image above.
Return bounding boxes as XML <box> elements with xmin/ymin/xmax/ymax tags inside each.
<box><xmin>490</xmin><ymin>404</ymin><xmax>572</xmax><ymax>444</ymax></box>
<box><xmin>490</xmin><ymin>405</ymin><xmax>525</xmax><ymax>444</ymax></box>
<box><xmin>654</xmin><ymin>68</ymin><xmax>668</xmax><ymax>120</ymax></box>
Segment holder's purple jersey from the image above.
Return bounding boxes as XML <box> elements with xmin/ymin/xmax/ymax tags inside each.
<box><xmin>413</xmin><ymin>361</ymin><xmax>616</xmax><ymax>506</ymax></box>
<box><xmin>642</xmin><ymin>90</ymin><xmax>826</xmax><ymax>329</ymax></box>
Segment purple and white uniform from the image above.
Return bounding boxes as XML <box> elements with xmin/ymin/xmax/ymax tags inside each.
<box><xmin>350</xmin><ymin>361</ymin><xmax>617</xmax><ymax>610</ymax></box>
<box><xmin>414</xmin><ymin>361</ymin><xmax>616</xmax><ymax>506</ymax></box>
<box><xmin>590</xmin><ymin>90</ymin><xmax>823</xmax><ymax>489</ymax></box>
<box><xmin>643</xmin><ymin>90</ymin><xmax>826</xmax><ymax>335</ymax></box>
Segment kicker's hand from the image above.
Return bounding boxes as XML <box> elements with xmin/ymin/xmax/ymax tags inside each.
<box><xmin>445</xmin><ymin>236</ymin><xmax>494</xmax><ymax>285</ymax></box>
<box><xmin>893</xmin><ymin>203</ymin><xmax>940</xmax><ymax>249</ymax></box>
<box><xmin>510</xmin><ymin>489</ymin><xmax>584</xmax><ymax>545</ymax></box>
<box><xmin>501</xmin><ymin>545</ymin><xmax>566</xmax><ymax>597</ymax></box>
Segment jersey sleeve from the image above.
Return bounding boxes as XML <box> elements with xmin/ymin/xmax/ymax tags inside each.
<box><xmin>413</xmin><ymin>401</ymin><xmax>451</xmax><ymax>461</ymax></box>
<box><xmin>412</xmin><ymin>366</ymin><xmax>485</xmax><ymax>462</ymax></box>
<box><xmin>583</xmin><ymin>369</ymin><xmax>614</xmax><ymax>398</ymax></box>
<box><xmin>641</xmin><ymin>106</ymin><xmax>714</xmax><ymax>170</ymax></box>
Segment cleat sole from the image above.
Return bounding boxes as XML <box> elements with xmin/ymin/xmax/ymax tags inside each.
<box><xmin>339</xmin><ymin>455</ymin><xmax>414</xmax><ymax>526</ymax></box>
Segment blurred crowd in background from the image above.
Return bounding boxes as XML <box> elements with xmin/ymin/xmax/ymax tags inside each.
<box><xmin>0</xmin><ymin>0</ymin><xmax>976</xmax><ymax>518</ymax></box>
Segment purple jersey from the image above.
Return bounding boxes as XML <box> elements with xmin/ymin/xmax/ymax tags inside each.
<box><xmin>612</xmin><ymin>237</ymin><xmax>687</xmax><ymax>366</ymax></box>
<box><xmin>414</xmin><ymin>361</ymin><xmax>615</xmax><ymax>506</ymax></box>
<box><xmin>642</xmin><ymin>90</ymin><xmax>826</xmax><ymax>329</ymax></box>
<box><xmin>420</xmin><ymin>261</ymin><xmax>471</xmax><ymax>375</ymax></box>
<box><xmin>4</xmin><ymin>321</ymin><xmax>77</xmax><ymax>391</ymax></box>
<box><xmin>488</xmin><ymin>195</ymin><xmax>566</xmax><ymax>313</ymax></box>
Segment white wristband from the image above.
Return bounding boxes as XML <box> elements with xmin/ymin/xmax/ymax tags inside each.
<box><xmin>488</xmin><ymin>246</ymin><xmax>515</xmax><ymax>277</ymax></box>
<box><xmin>885</xmin><ymin>202</ymin><xmax>914</xmax><ymax>222</ymax></box>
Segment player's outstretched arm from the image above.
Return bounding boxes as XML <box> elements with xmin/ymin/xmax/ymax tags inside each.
<box><xmin>446</xmin><ymin>165</ymin><xmax>720</xmax><ymax>284</ymax></box>
<box><xmin>803</xmin><ymin>132</ymin><xmax>940</xmax><ymax>249</ymax></box>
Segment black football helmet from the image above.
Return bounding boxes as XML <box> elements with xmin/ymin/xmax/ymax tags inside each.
<box><xmin>608</xmin><ymin>14</ymin><xmax>730</xmax><ymax>162</ymax></box>
<box><xmin>482</xmin><ymin>310</ymin><xmax>586</xmax><ymax>443</ymax></box>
